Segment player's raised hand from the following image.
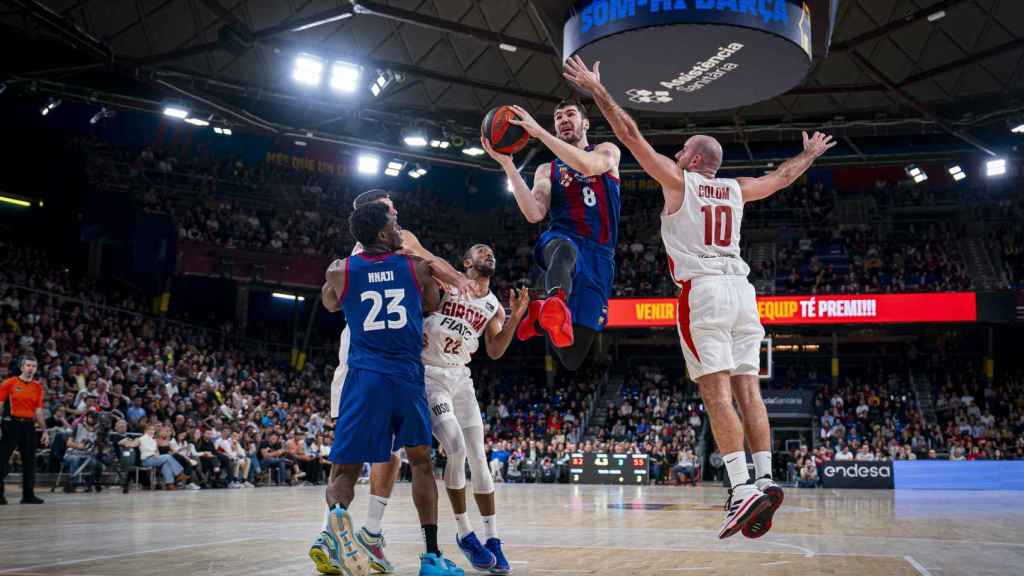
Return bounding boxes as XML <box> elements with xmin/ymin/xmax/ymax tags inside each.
<box><xmin>480</xmin><ymin>135</ymin><xmax>514</xmax><ymax>167</ymax></box>
<box><xmin>507</xmin><ymin>105</ymin><xmax>547</xmax><ymax>139</ymax></box>
<box><xmin>509</xmin><ymin>287</ymin><xmax>530</xmax><ymax>319</ymax></box>
<box><xmin>563</xmin><ymin>56</ymin><xmax>602</xmax><ymax>92</ymax></box>
<box><xmin>802</xmin><ymin>131</ymin><xmax>836</xmax><ymax>158</ymax></box>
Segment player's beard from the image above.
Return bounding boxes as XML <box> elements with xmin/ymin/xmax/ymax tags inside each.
<box><xmin>557</xmin><ymin>125</ymin><xmax>581</xmax><ymax>144</ymax></box>
<box><xmin>474</xmin><ymin>261</ymin><xmax>495</xmax><ymax>277</ymax></box>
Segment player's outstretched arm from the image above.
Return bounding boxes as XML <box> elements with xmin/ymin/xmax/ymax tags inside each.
<box><xmin>323</xmin><ymin>258</ymin><xmax>346</xmax><ymax>312</ymax></box>
<box><xmin>412</xmin><ymin>257</ymin><xmax>441</xmax><ymax>314</ymax></box>
<box><xmin>484</xmin><ymin>287</ymin><xmax>530</xmax><ymax>359</ymax></box>
<box><xmin>483</xmin><ymin>137</ymin><xmax>551</xmax><ymax>224</ymax></box>
<box><xmin>737</xmin><ymin>131</ymin><xmax>835</xmax><ymax>203</ymax></box>
<box><xmin>399</xmin><ymin>230</ymin><xmax>474</xmax><ymax>295</ymax></box>
<box><xmin>507</xmin><ymin>105</ymin><xmax>620</xmax><ymax>178</ymax></box>
<box><xmin>564</xmin><ymin>56</ymin><xmax>683</xmax><ymax>205</ymax></box>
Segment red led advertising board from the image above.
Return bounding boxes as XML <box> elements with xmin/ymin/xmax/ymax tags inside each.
<box><xmin>607</xmin><ymin>292</ymin><xmax>977</xmax><ymax>328</ymax></box>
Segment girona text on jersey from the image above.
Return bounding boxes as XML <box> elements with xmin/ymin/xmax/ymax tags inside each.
<box><xmin>438</xmin><ymin>300</ymin><xmax>489</xmax><ymax>332</ymax></box>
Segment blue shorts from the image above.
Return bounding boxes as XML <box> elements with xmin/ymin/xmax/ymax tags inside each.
<box><xmin>330</xmin><ymin>367</ymin><xmax>432</xmax><ymax>465</ymax></box>
<box><xmin>534</xmin><ymin>230</ymin><xmax>615</xmax><ymax>332</ymax></box>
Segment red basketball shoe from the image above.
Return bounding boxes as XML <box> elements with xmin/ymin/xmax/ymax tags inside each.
<box><xmin>539</xmin><ymin>289</ymin><xmax>574</xmax><ymax>348</ymax></box>
<box><xmin>516</xmin><ymin>300</ymin><xmax>544</xmax><ymax>341</ymax></box>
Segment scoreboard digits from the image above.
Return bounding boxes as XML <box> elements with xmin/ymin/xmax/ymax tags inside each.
<box><xmin>569</xmin><ymin>453</ymin><xmax>649</xmax><ymax>484</ymax></box>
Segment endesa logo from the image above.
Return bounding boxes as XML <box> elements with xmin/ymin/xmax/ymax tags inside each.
<box><xmin>578</xmin><ymin>0</ymin><xmax>793</xmax><ymax>34</ymax></box>
<box><xmin>823</xmin><ymin>464</ymin><xmax>892</xmax><ymax>479</ymax></box>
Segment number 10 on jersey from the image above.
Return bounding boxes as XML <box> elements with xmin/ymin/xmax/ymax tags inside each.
<box><xmin>701</xmin><ymin>205</ymin><xmax>733</xmax><ymax>247</ymax></box>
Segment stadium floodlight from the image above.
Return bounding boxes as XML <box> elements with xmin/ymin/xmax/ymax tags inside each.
<box><xmin>272</xmin><ymin>292</ymin><xmax>305</xmax><ymax>302</ymax></box>
<box><xmin>89</xmin><ymin>107</ymin><xmax>113</xmax><ymax>125</ymax></box>
<box><xmin>213</xmin><ymin>126</ymin><xmax>232</xmax><ymax>135</ymax></box>
<box><xmin>371</xmin><ymin>70</ymin><xmax>394</xmax><ymax>97</ymax></box>
<box><xmin>293</xmin><ymin>53</ymin><xmax>324</xmax><ymax>86</ymax></box>
<box><xmin>184</xmin><ymin>117</ymin><xmax>209</xmax><ymax>127</ymax></box>
<box><xmin>385</xmin><ymin>160</ymin><xmax>404</xmax><ymax>177</ymax></box>
<box><xmin>499</xmin><ymin>43</ymin><xmax>518</xmax><ymax>53</ymax></box>
<box><xmin>402</xmin><ymin>126</ymin><xmax>428</xmax><ymax>147</ymax></box>
<box><xmin>948</xmin><ymin>165</ymin><xmax>967</xmax><ymax>182</ymax></box>
<box><xmin>429</xmin><ymin>139</ymin><xmax>451</xmax><ymax>149</ymax></box>
<box><xmin>329</xmin><ymin>60</ymin><xmax>362</xmax><ymax>93</ymax></box>
<box><xmin>162</xmin><ymin>105</ymin><xmax>189</xmax><ymax>119</ymax></box>
<box><xmin>986</xmin><ymin>158</ymin><xmax>1007</xmax><ymax>177</ymax></box>
<box><xmin>40</xmin><ymin>97</ymin><xmax>61</xmax><ymax>116</ymax></box>
<box><xmin>1012</xmin><ymin>123</ymin><xmax>1024</xmax><ymax>134</ymax></box>
<box><xmin>294</xmin><ymin>140</ymin><xmax>307</xmax><ymax>147</ymax></box>
<box><xmin>927</xmin><ymin>10</ymin><xmax>946</xmax><ymax>22</ymax></box>
<box><xmin>357</xmin><ymin>153</ymin><xmax>380</xmax><ymax>175</ymax></box>
<box><xmin>913</xmin><ymin>172</ymin><xmax>928</xmax><ymax>183</ymax></box>
<box><xmin>408</xmin><ymin>165</ymin><xmax>427</xmax><ymax>179</ymax></box>
<box><xmin>462</xmin><ymin>146</ymin><xmax>485</xmax><ymax>157</ymax></box>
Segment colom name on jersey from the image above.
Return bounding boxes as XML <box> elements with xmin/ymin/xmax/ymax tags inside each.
<box><xmin>439</xmin><ymin>301</ymin><xmax>489</xmax><ymax>332</ymax></box>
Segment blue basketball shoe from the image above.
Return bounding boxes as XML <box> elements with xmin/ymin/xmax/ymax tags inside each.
<box><xmin>419</xmin><ymin>553</ymin><xmax>465</xmax><ymax>576</ymax></box>
<box><xmin>456</xmin><ymin>532</ymin><xmax>496</xmax><ymax>571</ymax></box>
<box><xmin>485</xmin><ymin>539</ymin><xmax>510</xmax><ymax>574</ymax></box>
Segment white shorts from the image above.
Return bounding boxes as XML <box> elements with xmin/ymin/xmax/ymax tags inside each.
<box><xmin>425</xmin><ymin>365</ymin><xmax>484</xmax><ymax>430</ymax></box>
<box><xmin>676</xmin><ymin>275</ymin><xmax>764</xmax><ymax>382</ymax></box>
<box><xmin>330</xmin><ymin>327</ymin><xmax>352</xmax><ymax>419</ymax></box>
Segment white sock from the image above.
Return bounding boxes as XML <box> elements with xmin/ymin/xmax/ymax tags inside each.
<box><xmin>365</xmin><ymin>495</ymin><xmax>388</xmax><ymax>535</ymax></box>
<box><xmin>455</xmin><ymin>513</ymin><xmax>473</xmax><ymax>539</ymax></box>
<box><xmin>322</xmin><ymin>505</ymin><xmax>331</xmax><ymax>532</ymax></box>
<box><xmin>481</xmin><ymin>514</ymin><xmax>497</xmax><ymax>540</ymax></box>
<box><xmin>723</xmin><ymin>451</ymin><xmax>750</xmax><ymax>489</ymax></box>
<box><xmin>753</xmin><ymin>451</ymin><xmax>772</xmax><ymax>480</ymax></box>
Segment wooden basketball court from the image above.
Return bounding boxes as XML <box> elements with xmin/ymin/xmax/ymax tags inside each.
<box><xmin>1</xmin><ymin>482</ymin><xmax>1020</xmax><ymax>575</ymax></box>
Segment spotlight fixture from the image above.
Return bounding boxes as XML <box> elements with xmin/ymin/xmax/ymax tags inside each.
<box><xmin>408</xmin><ymin>164</ymin><xmax>427</xmax><ymax>179</ymax></box>
<box><xmin>385</xmin><ymin>160</ymin><xmax>404</xmax><ymax>177</ymax></box>
<box><xmin>293</xmin><ymin>53</ymin><xmax>324</xmax><ymax>86</ymax></box>
<box><xmin>462</xmin><ymin>146</ymin><xmax>485</xmax><ymax>157</ymax></box>
<box><xmin>371</xmin><ymin>70</ymin><xmax>395</xmax><ymax>97</ymax></box>
<box><xmin>272</xmin><ymin>292</ymin><xmax>305</xmax><ymax>302</ymax></box>
<box><xmin>905</xmin><ymin>164</ymin><xmax>927</xmax><ymax>183</ymax></box>
<box><xmin>357</xmin><ymin>153</ymin><xmax>380</xmax><ymax>175</ymax></box>
<box><xmin>329</xmin><ymin>60</ymin><xmax>362</xmax><ymax>94</ymax></box>
<box><xmin>184</xmin><ymin>117</ymin><xmax>210</xmax><ymax>127</ymax></box>
<box><xmin>40</xmin><ymin>97</ymin><xmax>61</xmax><ymax>116</ymax></box>
<box><xmin>498</xmin><ymin>43</ymin><xmax>518</xmax><ymax>53</ymax></box>
<box><xmin>986</xmin><ymin>158</ymin><xmax>1007</xmax><ymax>177</ymax></box>
<box><xmin>429</xmin><ymin>139</ymin><xmax>450</xmax><ymax>149</ymax></box>
<box><xmin>163</xmin><ymin>105</ymin><xmax>189</xmax><ymax>119</ymax></box>
<box><xmin>89</xmin><ymin>107</ymin><xmax>113</xmax><ymax>125</ymax></box>
<box><xmin>213</xmin><ymin>126</ymin><xmax>232</xmax><ymax>136</ymax></box>
<box><xmin>1012</xmin><ymin>124</ymin><xmax>1024</xmax><ymax>134</ymax></box>
<box><xmin>294</xmin><ymin>140</ymin><xmax>307</xmax><ymax>147</ymax></box>
<box><xmin>948</xmin><ymin>165</ymin><xmax>966</xmax><ymax>182</ymax></box>
<box><xmin>402</xmin><ymin>126</ymin><xmax>428</xmax><ymax>147</ymax></box>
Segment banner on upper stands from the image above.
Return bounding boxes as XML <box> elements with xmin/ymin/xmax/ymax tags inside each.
<box><xmin>820</xmin><ymin>461</ymin><xmax>894</xmax><ymax>489</ymax></box>
<box><xmin>606</xmin><ymin>292</ymin><xmax>977</xmax><ymax>328</ymax></box>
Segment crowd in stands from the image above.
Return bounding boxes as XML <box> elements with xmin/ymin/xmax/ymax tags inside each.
<box><xmin>81</xmin><ymin>138</ymin><xmax>1018</xmax><ymax>301</ymax></box>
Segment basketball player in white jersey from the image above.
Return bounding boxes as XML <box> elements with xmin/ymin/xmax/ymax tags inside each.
<box><xmin>565</xmin><ymin>56</ymin><xmax>835</xmax><ymax>539</ymax></box>
<box><xmin>424</xmin><ymin>244</ymin><xmax>529</xmax><ymax>575</ymax></box>
<box><xmin>311</xmin><ymin>189</ymin><xmax>474</xmax><ymax>575</ymax></box>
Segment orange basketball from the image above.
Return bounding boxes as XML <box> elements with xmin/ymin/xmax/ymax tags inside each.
<box><xmin>481</xmin><ymin>105</ymin><xmax>530</xmax><ymax>155</ymax></box>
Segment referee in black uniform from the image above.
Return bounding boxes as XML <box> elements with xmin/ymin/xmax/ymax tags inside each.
<box><xmin>0</xmin><ymin>355</ymin><xmax>50</xmax><ymax>504</ymax></box>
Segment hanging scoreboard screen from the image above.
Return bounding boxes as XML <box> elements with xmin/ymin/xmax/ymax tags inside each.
<box><xmin>570</xmin><ymin>452</ymin><xmax>649</xmax><ymax>485</ymax></box>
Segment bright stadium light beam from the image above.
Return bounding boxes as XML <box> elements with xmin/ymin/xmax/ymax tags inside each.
<box><xmin>986</xmin><ymin>158</ymin><xmax>1007</xmax><ymax>177</ymax></box>
<box><xmin>462</xmin><ymin>146</ymin><xmax>485</xmax><ymax>157</ymax></box>
<box><xmin>293</xmin><ymin>53</ymin><xmax>325</xmax><ymax>86</ymax></box>
<box><xmin>329</xmin><ymin>61</ymin><xmax>362</xmax><ymax>93</ymax></box>
<box><xmin>184</xmin><ymin>117</ymin><xmax>209</xmax><ymax>126</ymax></box>
<box><xmin>272</xmin><ymin>292</ymin><xmax>305</xmax><ymax>302</ymax></box>
<box><xmin>163</xmin><ymin>106</ymin><xmax>189</xmax><ymax>119</ymax></box>
<box><xmin>357</xmin><ymin>153</ymin><xmax>380</xmax><ymax>175</ymax></box>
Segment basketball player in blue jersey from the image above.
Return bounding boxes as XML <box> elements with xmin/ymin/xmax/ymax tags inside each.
<box><xmin>317</xmin><ymin>202</ymin><xmax>464</xmax><ymax>576</ymax></box>
<box><xmin>482</xmin><ymin>99</ymin><xmax>622</xmax><ymax>370</ymax></box>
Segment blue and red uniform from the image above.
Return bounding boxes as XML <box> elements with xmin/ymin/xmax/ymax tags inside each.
<box><xmin>330</xmin><ymin>252</ymin><xmax>432</xmax><ymax>464</ymax></box>
<box><xmin>534</xmin><ymin>147</ymin><xmax>620</xmax><ymax>331</ymax></box>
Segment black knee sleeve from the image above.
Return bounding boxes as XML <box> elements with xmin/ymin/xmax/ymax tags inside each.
<box><xmin>542</xmin><ymin>238</ymin><xmax>578</xmax><ymax>297</ymax></box>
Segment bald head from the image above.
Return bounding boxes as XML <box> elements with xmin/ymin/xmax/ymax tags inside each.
<box><xmin>690</xmin><ymin>135</ymin><xmax>723</xmax><ymax>173</ymax></box>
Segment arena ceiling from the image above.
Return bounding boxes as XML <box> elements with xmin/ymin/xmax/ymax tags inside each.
<box><xmin>1</xmin><ymin>0</ymin><xmax>1022</xmax><ymax>160</ymax></box>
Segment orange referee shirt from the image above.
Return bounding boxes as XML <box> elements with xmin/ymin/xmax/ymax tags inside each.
<box><xmin>0</xmin><ymin>377</ymin><xmax>43</xmax><ymax>419</ymax></box>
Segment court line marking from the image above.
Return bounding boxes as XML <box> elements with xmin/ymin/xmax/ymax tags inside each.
<box><xmin>905</xmin><ymin>555</ymin><xmax>935</xmax><ymax>576</ymax></box>
<box><xmin>0</xmin><ymin>537</ymin><xmax>258</xmax><ymax>574</ymax></box>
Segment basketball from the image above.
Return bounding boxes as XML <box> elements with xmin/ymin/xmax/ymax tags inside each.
<box><xmin>481</xmin><ymin>105</ymin><xmax>530</xmax><ymax>155</ymax></box>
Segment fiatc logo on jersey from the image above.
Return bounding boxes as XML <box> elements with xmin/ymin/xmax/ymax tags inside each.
<box><xmin>821</xmin><ymin>461</ymin><xmax>894</xmax><ymax>489</ymax></box>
